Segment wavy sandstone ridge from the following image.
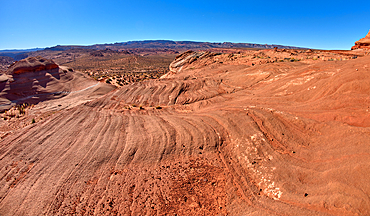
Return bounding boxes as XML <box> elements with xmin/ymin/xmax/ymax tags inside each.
<box><xmin>0</xmin><ymin>51</ymin><xmax>370</xmax><ymax>215</ymax></box>
<box><xmin>6</xmin><ymin>56</ymin><xmax>59</xmax><ymax>75</ymax></box>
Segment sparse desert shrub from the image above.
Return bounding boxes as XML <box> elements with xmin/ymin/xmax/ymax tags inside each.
<box><xmin>17</xmin><ymin>104</ymin><xmax>25</xmax><ymax>115</ymax></box>
<box><xmin>32</xmin><ymin>118</ymin><xmax>36</xmax><ymax>124</ymax></box>
<box><xmin>155</xmin><ymin>105</ymin><xmax>162</xmax><ymax>109</ymax></box>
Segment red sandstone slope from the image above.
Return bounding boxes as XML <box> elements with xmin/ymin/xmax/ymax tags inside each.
<box><xmin>6</xmin><ymin>56</ymin><xmax>59</xmax><ymax>74</ymax></box>
<box><xmin>352</xmin><ymin>30</ymin><xmax>370</xmax><ymax>50</ymax></box>
<box><xmin>0</xmin><ymin>50</ymin><xmax>369</xmax><ymax>215</ymax></box>
<box><xmin>0</xmin><ymin>56</ymin><xmax>114</xmax><ymax>112</ymax></box>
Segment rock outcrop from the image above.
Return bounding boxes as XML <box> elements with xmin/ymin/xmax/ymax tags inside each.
<box><xmin>0</xmin><ymin>56</ymin><xmax>111</xmax><ymax>112</ymax></box>
<box><xmin>167</xmin><ymin>51</ymin><xmax>217</xmax><ymax>73</ymax></box>
<box><xmin>351</xmin><ymin>30</ymin><xmax>370</xmax><ymax>50</ymax></box>
<box><xmin>6</xmin><ymin>56</ymin><xmax>59</xmax><ymax>74</ymax></box>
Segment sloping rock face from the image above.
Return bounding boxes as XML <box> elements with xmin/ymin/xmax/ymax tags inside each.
<box><xmin>0</xmin><ymin>56</ymin><xmax>102</xmax><ymax>112</ymax></box>
<box><xmin>169</xmin><ymin>50</ymin><xmax>217</xmax><ymax>72</ymax></box>
<box><xmin>351</xmin><ymin>30</ymin><xmax>370</xmax><ymax>50</ymax></box>
<box><xmin>0</xmin><ymin>51</ymin><xmax>370</xmax><ymax>215</ymax></box>
<box><xmin>6</xmin><ymin>56</ymin><xmax>59</xmax><ymax>74</ymax></box>
<box><xmin>161</xmin><ymin>50</ymin><xmax>218</xmax><ymax>78</ymax></box>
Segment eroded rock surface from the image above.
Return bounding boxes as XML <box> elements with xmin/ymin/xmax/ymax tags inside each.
<box><xmin>0</xmin><ymin>56</ymin><xmax>115</xmax><ymax>112</ymax></box>
<box><xmin>352</xmin><ymin>30</ymin><xmax>370</xmax><ymax>50</ymax></box>
<box><xmin>6</xmin><ymin>56</ymin><xmax>59</xmax><ymax>74</ymax></box>
<box><xmin>0</xmin><ymin>50</ymin><xmax>370</xmax><ymax>215</ymax></box>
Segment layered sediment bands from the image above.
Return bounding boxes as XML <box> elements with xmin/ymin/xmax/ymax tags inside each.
<box><xmin>352</xmin><ymin>30</ymin><xmax>370</xmax><ymax>50</ymax></box>
<box><xmin>6</xmin><ymin>56</ymin><xmax>59</xmax><ymax>75</ymax></box>
<box><xmin>103</xmin><ymin>77</ymin><xmax>233</xmax><ymax>108</ymax></box>
<box><xmin>0</xmin><ymin>56</ymin><xmax>113</xmax><ymax>111</ymax></box>
<box><xmin>0</xmin><ymin>52</ymin><xmax>370</xmax><ymax>215</ymax></box>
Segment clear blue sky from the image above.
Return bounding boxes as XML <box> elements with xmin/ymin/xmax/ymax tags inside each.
<box><xmin>1</xmin><ymin>0</ymin><xmax>369</xmax><ymax>50</ymax></box>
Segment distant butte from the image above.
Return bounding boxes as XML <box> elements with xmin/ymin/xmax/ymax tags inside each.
<box><xmin>352</xmin><ymin>29</ymin><xmax>370</xmax><ymax>50</ymax></box>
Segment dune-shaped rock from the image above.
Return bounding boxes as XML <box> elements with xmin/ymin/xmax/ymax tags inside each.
<box><xmin>161</xmin><ymin>51</ymin><xmax>218</xmax><ymax>78</ymax></box>
<box><xmin>351</xmin><ymin>29</ymin><xmax>370</xmax><ymax>50</ymax></box>
<box><xmin>0</xmin><ymin>56</ymin><xmax>107</xmax><ymax>112</ymax></box>
<box><xmin>6</xmin><ymin>56</ymin><xmax>59</xmax><ymax>75</ymax></box>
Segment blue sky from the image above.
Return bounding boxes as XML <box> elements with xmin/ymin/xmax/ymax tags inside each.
<box><xmin>0</xmin><ymin>0</ymin><xmax>369</xmax><ymax>50</ymax></box>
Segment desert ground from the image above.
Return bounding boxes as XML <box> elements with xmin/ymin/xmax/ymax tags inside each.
<box><xmin>0</xmin><ymin>35</ymin><xmax>370</xmax><ymax>215</ymax></box>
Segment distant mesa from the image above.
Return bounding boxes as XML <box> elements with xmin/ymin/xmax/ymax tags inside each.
<box><xmin>351</xmin><ymin>29</ymin><xmax>370</xmax><ymax>50</ymax></box>
<box><xmin>41</xmin><ymin>40</ymin><xmax>307</xmax><ymax>52</ymax></box>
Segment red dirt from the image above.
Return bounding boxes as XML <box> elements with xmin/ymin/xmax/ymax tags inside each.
<box><xmin>0</xmin><ymin>48</ymin><xmax>370</xmax><ymax>215</ymax></box>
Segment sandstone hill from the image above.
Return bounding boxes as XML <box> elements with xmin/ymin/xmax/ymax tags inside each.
<box><xmin>0</xmin><ymin>56</ymin><xmax>115</xmax><ymax>112</ymax></box>
<box><xmin>0</xmin><ymin>48</ymin><xmax>369</xmax><ymax>215</ymax></box>
<box><xmin>352</xmin><ymin>30</ymin><xmax>370</xmax><ymax>50</ymax></box>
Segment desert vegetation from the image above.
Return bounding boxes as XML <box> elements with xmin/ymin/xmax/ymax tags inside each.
<box><xmin>1</xmin><ymin>103</ymin><xmax>30</xmax><ymax>120</ymax></box>
<box><xmin>23</xmin><ymin>49</ymin><xmax>177</xmax><ymax>87</ymax></box>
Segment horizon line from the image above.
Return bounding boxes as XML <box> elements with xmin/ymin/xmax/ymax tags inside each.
<box><xmin>0</xmin><ymin>39</ymin><xmax>314</xmax><ymax>51</ymax></box>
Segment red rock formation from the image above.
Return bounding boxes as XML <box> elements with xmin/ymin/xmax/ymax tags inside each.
<box><xmin>1</xmin><ymin>50</ymin><xmax>370</xmax><ymax>215</ymax></box>
<box><xmin>0</xmin><ymin>56</ymin><xmax>114</xmax><ymax>112</ymax></box>
<box><xmin>7</xmin><ymin>56</ymin><xmax>59</xmax><ymax>74</ymax></box>
<box><xmin>351</xmin><ymin>30</ymin><xmax>370</xmax><ymax>50</ymax></box>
